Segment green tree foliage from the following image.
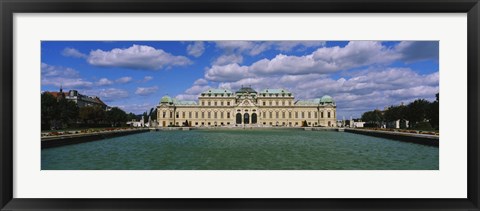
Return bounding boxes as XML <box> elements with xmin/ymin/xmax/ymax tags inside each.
<box><xmin>361</xmin><ymin>110</ymin><xmax>384</xmax><ymax>127</ymax></box>
<box><xmin>427</xmin><ymin>93</ymin><xmax>439</xmax><ymax>130</ymax></box>
<box><xmin>360</xmin><ymin>93</ymin><xmax>439</xmax><ymax>130</ymax></box>
<box><xmin>79</xmin><ymin>106</ymin><xmax>95</xmax><ymax>124</ymax></box>
<box><xmin>106</xmin><ymin>107</ymin><xmax>128</xmax><ymax>127</ymax></box>
<box><xmin>126</xmin><ymin>112</ymin><xmax>138</xmax><ymax>122</ymax></box>
<box><xmin>57</xmin><ymin>98</ymin><xmax>79</xmax><ymax>126</ymax></box>
<box><xmin>406</xmin><ymin>99</ymin><xmax>431</xmax><ymax>128</ymax></box>
<box><xmin>41</xmin><ymin>92</ymin><xmax>59</xmax><ymax>130</ymax></box>
<box><xmin>384</xmin><ymin>105</ymin><xmax>407</xmax><ymax>122</ymax></box>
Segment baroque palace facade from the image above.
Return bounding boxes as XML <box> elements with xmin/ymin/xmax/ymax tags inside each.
<box><xmin>157</xmin><ymin>87</ymin><xmax>336</xmax><ymax>127</ymax></box>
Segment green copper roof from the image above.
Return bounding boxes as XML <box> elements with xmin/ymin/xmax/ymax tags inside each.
<box><xmin>295</xmin><ymin>100</ymin><xmax>318</xmax><ymax>106</ymax></box>
<box><xmin>259</xmin><ymin>88</ymin><xmax>292</xmax><ymax>96</ymax></box>
<box><xmin>202</xmin><ymin>88</ymin><xmax>233</xmax><ymax>95</ymax></box>
<box><xmin>160</xmin><ymin>95</ymin><xmax>173</xmax><ymax>103</ymax></box>
<box><xmin>320</xmin><ymin>95</ymin><xmax>334</xmax><ymax>104</ymax></box>
<box><xmin>175</xmin><ymin>100</ymin><xmax>197</xmax><ymax>105</ymax></box>
<box><xmin>235</xmin><ymin>86</ymin><xmax>257</xmax><ymax>94</ymax></box>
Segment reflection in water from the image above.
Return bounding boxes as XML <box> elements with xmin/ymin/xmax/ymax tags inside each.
<box><xmin>42</xmin><ymin>130</ymin><xmax>439</xmax><ymax>170</ymax></box>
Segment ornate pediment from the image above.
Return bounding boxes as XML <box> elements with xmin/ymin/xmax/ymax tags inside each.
<box><xmin>238</xmin><ymin>99</ymin><xmax>256</xmax><ymax>107</ymax></box>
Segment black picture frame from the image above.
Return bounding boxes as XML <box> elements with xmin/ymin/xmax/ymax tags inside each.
<box><xmin>1</xmin><ymin>0</ymin><xmax>479</xmax><ymax>210</ymax></box>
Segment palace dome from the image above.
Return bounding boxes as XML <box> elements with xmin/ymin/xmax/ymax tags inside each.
<box><xmin>160</xmin><ymin>95</ymin><xmax>173</xmax><ymax>104</ymax></box>
<box><xmin>235</xmin><ymin>86</ymin><xmax>257</xmax><ymax>94</ymax></box>
<box><xmin>319</xmin><ymin>95</ymin><xmax>334</xmax><ymax>104</ymax></box>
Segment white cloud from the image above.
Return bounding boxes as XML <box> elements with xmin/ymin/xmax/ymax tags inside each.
<box><xmin>212</xmin><ymin>54</ymin><xmax>243</xmax><ymax>65</ymax></box>
<box><xmin>193</xmin><ymin>78</ymin><xmax>208</xmax><ymax>86</ymax></box>
<box><xmin>272</xmin><ymin>41</ymin><xmax>326</xmax><ymax>51</ymax></box>
<box><xmin>87</xmin><ymin>45</ymin><xmax>192</xmax><ymax>70</ymax></box>
<box><xmin>205</xmin><ymin>41</ymin><xmax>400</xmax><ymax>81</ymax></box>
<box><xmin>115</xmin><ymin>76</ymin><xmax>133</xmax><ymax>84</ymax></box>
<box><xmin>96</xmin><ymin>78</ymin><xmax>114</xmax><ymax>86</ymax></box>
<box><xmin>205</xmin><ymin>63</ymin><xmax>251</xmax><ymax>82</ymax></box>
<box><xmin>186</xmin><ymin>41</ymin><xmax>205</xmax><ymax>57</ymax></box>
<box><xmin>41</xmin><ymin>63</ymin><xmax>79</xmax><ymax>78</ymax></box>
<box><xmin>41</xmin><ymin>63</ymin><xmax>93</xmax><ymax>89</ymax></box>
<box><xmin>135</xmin><ymin>86</ymin><xmax>159</xmax><ymax>96</ymax></box>
<box><xmin>116</xmin><ymin>103</ymin><xmax>154</xmax><ymax>115</ymax></box>
<box><xmin>141</xmin><ymin>76</ymin><xmax>153</xmax><ymax>82</ymax></box>
<box><xmin>214</xmin><ymin>41</ymin><xmax>327</xmax><ymax>56</ymax></box>
<box><xmin>82</xmin><ymin>88</ymin><xmax>129</xmax><ymax>102</ymax></box>
<box><xmin>61</xmin><ymin>48</ymin><xmax>87</xmax><ymax>58</ymax></box>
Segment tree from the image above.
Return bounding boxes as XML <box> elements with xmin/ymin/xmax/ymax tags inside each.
<box><xmin>57</xmin><ymin>98</ymin><xmax>79</xmax><ymax>127</ymax></box>
<box><xmin>79</xmin><ymin>106</ymin><xmax>106</xmax><ymax>124</ymax></box>
<box><xmin>79</xmin><ymin>106</ymin><xmax>95</xmax><ymax>124</ymax></box>
<box><xmin>384</xmin><ymin>105</ymin><xmax>407</xmax><ymax>122</ymax></box>
<box><xmin>361</xmin><ymin>109</ymin><xmax>384</xmax><ymax>127</ymax></box>
<box><xmin>41</xmin><ymin>92</ymin><xmax>59</xmax><ymax>130</ymax></box>
<box><xmin>106</xmin><ymin>107</ymin><xmax>127</xmax><ymax>127</ymax></box>
<box><xmin>406</xmin><ymin>99</ymin><xmax>431</xmax><ymax>128</ymax></box>
<box><xmin>126</xmin><ymin>112</ymin><xmax>138</xmax><ymax>121</ymax></box>
<box><xmin>427</xmin><ymin>93</ymin><xmax>439</xmax><ymax>130</ymax></box>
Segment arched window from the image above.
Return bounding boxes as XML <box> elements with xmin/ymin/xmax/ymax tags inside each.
<box><xmin>236</xmin><ymin>113</ymin><xmax>242</xmax><ymax>124</ymax></box>
<box><xmin>251</xmin><ymin>113</ymin><xmax>257</xmax><ymax>124</ymax></box>
<box><xmin>244</xmin><ymin>113</ymin><xmax>250</xmax><ymax>124</ymax></box>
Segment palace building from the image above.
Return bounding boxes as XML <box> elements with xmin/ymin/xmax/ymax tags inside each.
<box><xmin>157</xmin><ymin>87</ymin><xmax>337</xmax><ymax>127</ymax></box>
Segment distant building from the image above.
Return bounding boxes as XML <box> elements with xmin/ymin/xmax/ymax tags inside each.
<box><xmin>157</xmin><ymin>86</ymin><xmax>337</xmax><ymax>127</ymax></box>
<box><xmin>44</xmin><ymin>86</ymin><xmax>109</xmax><ymax>110</ymax></box>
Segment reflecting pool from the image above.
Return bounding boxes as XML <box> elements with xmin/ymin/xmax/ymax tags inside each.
<box><xmin>41</xmin><ymin>129</ymin><xmax>439</xmax><ymax>170</ymax></box>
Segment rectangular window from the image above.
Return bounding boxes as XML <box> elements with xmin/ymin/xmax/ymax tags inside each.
<box><xmin>189</xmin><ymin>112</ymin><xmax>192</xmax><ymax>118</ymax></box>
<box><xmin>163</xmin><ymin>112</ymin><xmax>166</xmax><ymax>118</ymax></box>
<box><xmin>328</xmin><ymin>112</ymin><xmax>331</xmax><ymax>118</ymax></box>
<box><xmin>295</xmin><ymin>112</ymin><xmax>298</xmax><ymax>118</ymax></box>
<box><xmin>263</xmin><ymin>112</ymin><xmax>266</xmax><ymax>118</ymax></box>
<box><xmin>195</xmin><ymin>112</ymin><xmax>198</xmax><ymax>118</ymax></box>
<box><xmin>182</xmin><ymin>112</ymin><xmax>185</xmax><ymax>118</ymax></box>
<box><xmin>314</xmin><ymin>112</ymin><xmax>317</xmax><ymax>118</ymax></box>
<box><xmin>227</xmin><ymin>102</ymin><xmax>230</xmax><ymax>106</ymax></box>
<box><xmin>263</xmin><ymin>102</ymin><xmax>266</xmax><ymax>106</ymax></box>
<box><xmin>202</xmin><ymin>101</ymin><xmax>204</xmax><ymax>106</ymax></box>
<box><xmin>269</xmin><ymin>101</ymin><xmax>272</xmax><ymax>106</ymax></box>
<box><xmin>321</xmin><ymin>112</ymin><xmax>324</xmax><ymax>118</ymax></box>
<box><xmin>289</xmin><ymin>112</ymin><xmax>292</xmax><ymax>118</ymax></box>
<box><xmin>214</xmin><ymin>101</ymin><xmax>217</xmax><ymax>106</ymax></box>
<box><xmin>308</xmin><ymin>112</ymin><xmax>311</xmax><ymax>118</ymax></box>
<box><xmin>176</xmin><ymin>112</ymin><xmax>179</xmax><ymax>118</ymax></box>
<box><xmin>202</xmin><ymin>112</ymin><xmax>205</xmax><ymax>118</ymax></box>
<box><xmin>170</xmin><ymin>112</ymin><xmax>173</xmax><ymax>117</ymax></box>
<box><xmin>269</xmin><ymin>112</ymin><xmax>272</xmax><ymax>118</ymax></box>
<box><xmin>208</xmin><ymin>112</ymin><xmax>211</xmax><ymax>119</ymax></box>
<box><xmin>221</xmin><ymin>112</ymin><xmax>224</xmax><ymax>119</ymax></box>
<box><xmin>301</xmin><ymin>112</ymin><xmax>304</xmax><ymax>119</ymax></box>
<box><xmin>214</xmin><ymin>112</ymin><xmax>217</xmax><ymax>118</ymax></box>
<box><xmin>276</xmin><ymin>112</ymin><xmax>279</xmax><ymax>118</ymax></box>
<box><xmin>208</xmin><ymin>101</ymin><xmax>211</xmax><ymax>106</ymax></box>
<box><xmin>221</xmin><ymin>101</ymin><xmax>224</xmax><ymax>106</ymax></box>
<box><xmin>282</xmin><ymin>112</ymin><xmax>285</xmax><ymax>118</ymax></box>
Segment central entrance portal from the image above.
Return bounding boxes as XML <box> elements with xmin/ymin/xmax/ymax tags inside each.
<box><xmin>236</xmin><ymin>113</ymin><xmax>242</xmax><ymax>124</ymax></box>
<box><xmin>244</xmin><ymin>113</ymin><xmax>250</xmax><ymax>124</ymax></box>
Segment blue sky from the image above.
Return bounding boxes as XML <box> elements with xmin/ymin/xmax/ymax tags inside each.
<box><xmin>41</xmin><ymin>41</ymin><xmax>439</xmax><ymax>118</ymax></box>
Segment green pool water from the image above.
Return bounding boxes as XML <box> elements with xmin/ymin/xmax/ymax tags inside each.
<box><xmin>41</xmin><ymin>129</ymin><xmax>439</xmax><ymax>170</ymax></box>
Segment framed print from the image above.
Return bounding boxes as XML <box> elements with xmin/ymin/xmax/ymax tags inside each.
<box><xmin>1</xmin><ymin>0</ymin><xmax>479</xmax><ymax>210</ymax></box>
